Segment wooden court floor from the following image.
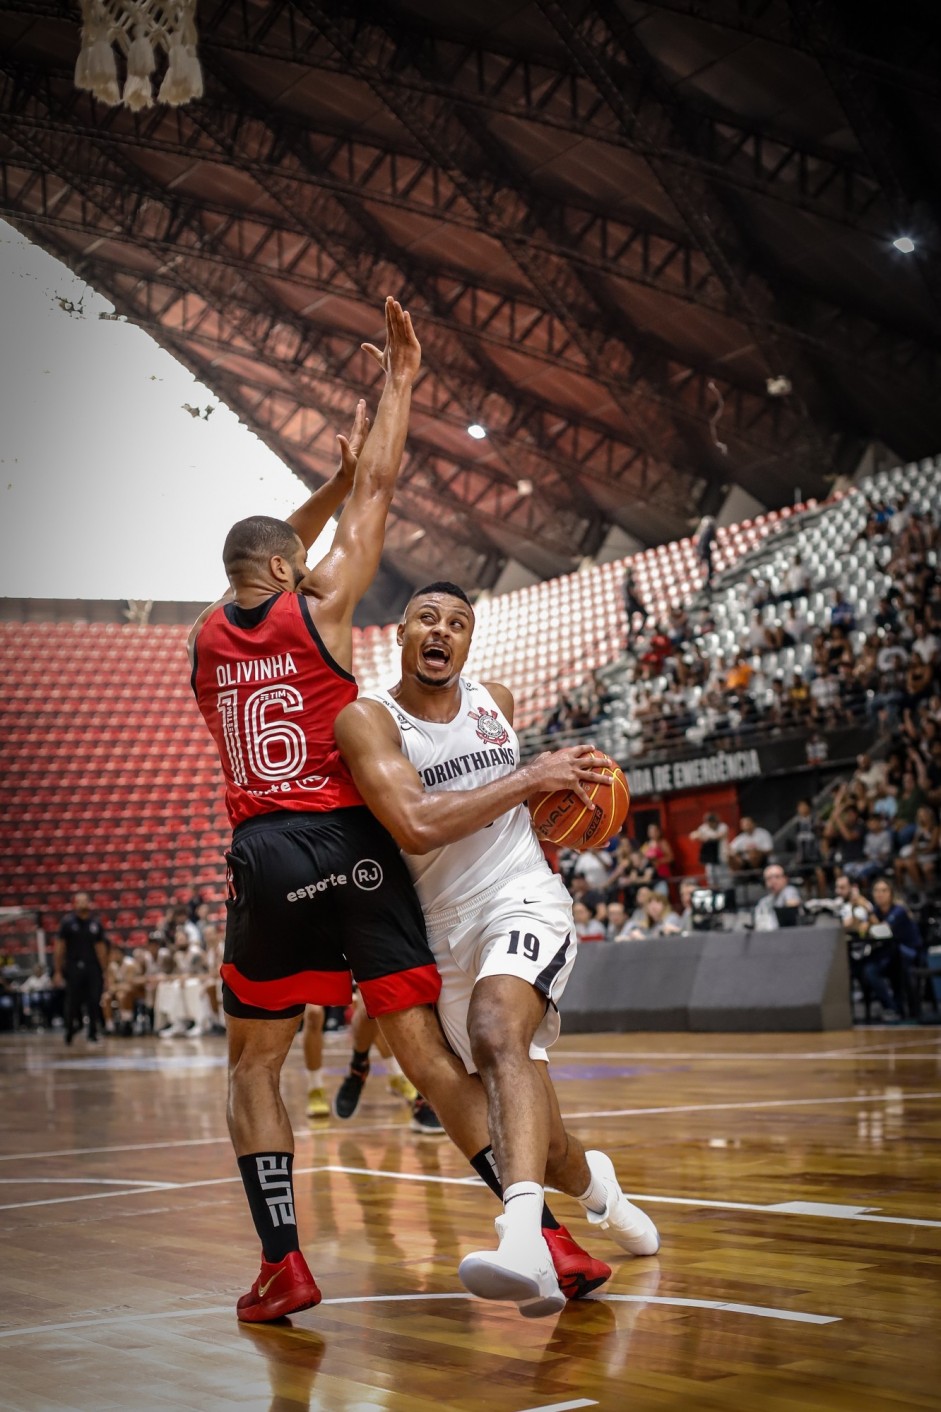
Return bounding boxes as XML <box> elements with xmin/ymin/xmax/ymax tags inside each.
<box><xmin>1</xmin><ymin>1026</ymin><xmax>939</xmax><ymax>1412</ymax></box>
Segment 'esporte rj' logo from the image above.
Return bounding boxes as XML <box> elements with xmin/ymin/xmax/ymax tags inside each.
<box><xmin>467</xmin><ymin>706</ymin><xmax>509</xmax><ymax>747</ymax></box>
<box><xmin>352</xmin><ymin>859</ymin><xmax>383</xmax><ymax>890</ymax></box>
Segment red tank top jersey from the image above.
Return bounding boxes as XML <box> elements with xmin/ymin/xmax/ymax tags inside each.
<box><xmin>193</xmin><ymin>592</ymin><xmax>363</xmax><ymax>828</ymax></box>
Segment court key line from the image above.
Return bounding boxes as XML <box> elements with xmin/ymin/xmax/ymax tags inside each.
<box><xmin>3</xmin><ymin>1084</ymin><xmax>938</xmax><ymax>1169</ymax></box>
<box><xmin>0</xmin><ymin>1289</ymin><xmax>840</xmax><ymax>1342</ymax></box>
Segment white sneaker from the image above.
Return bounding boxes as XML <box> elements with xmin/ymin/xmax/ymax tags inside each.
<box><xmin>583</xmin><ymin>1150</ymin><xmax>660</xmax><ymax>1255</ymax></box>
<box><xmin>158</xmin><ymin>1022</ymin><xmax>189</xmax><ymax>1039</ymax></box>
<box><xmin>458</xmin><ymin>1215</ymin><xmax>565</xmax><ymax>1319</ymax></box>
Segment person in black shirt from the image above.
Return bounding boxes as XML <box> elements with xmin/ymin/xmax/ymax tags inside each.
<box><xmin>54</xmin><ymin>891</ymin><xmax>107</xmax><ymax>1044</ymax></box>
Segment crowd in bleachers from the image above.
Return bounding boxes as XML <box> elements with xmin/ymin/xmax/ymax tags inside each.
<box><xmin>543</xmin><ymin>467</ymin><xmax>941</xmax><ymax>764</ymax></box>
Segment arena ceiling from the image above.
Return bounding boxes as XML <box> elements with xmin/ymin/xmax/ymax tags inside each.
<box><xmin>2</xmin><ymin>1</ymin><xmax>940</xmax><ymax>619</ymax></box>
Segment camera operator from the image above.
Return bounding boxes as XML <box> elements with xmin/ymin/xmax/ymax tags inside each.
<box><xmin>753</xmin><ymin>865</ymin><xmax>802</xmax><ymax>931</ymax></box>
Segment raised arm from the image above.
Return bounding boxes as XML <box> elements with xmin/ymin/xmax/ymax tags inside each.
<box><xmin>299</xmin><ymin>298</ymin><xmax>421</xmax><ymax>652</ymax></box>
<box><xmin>334</xmin><ymin>699</ymin><xmax>610</xmax><ymax>855</ymax></box>
<box><xmin>286</xmin><ymin>399</ymin><xmax>368</xmax><ymax>550</ymax></box>
<box><xmin>185</xmin><ymin>399</ymin><xmax>368</xmax><ymax>663</ymax></box>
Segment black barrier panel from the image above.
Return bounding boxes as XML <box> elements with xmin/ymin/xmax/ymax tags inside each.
<box><xmin>561</xmin><ymin>934</ymin><xmax>703</xmax><ymax>1034</ymax></box>
<box><xmin>559</xmin><ymin>924</ymin><xmax>850</xmax><ymax>1034</ymax></box>
<box><xmin>688</xmin><ymin>925</ymin><xmax>850</xmax><ymax>1032</ymax></box>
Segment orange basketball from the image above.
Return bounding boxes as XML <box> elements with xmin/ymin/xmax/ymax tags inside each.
<box><xmin>529</xmin><ymin>753</ymin><xmax>631</xmax><ymax>851</ymax></box>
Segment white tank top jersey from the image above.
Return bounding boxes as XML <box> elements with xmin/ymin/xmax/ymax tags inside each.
<box><xmin>364</xmin><ymin>678</ymin><xmax>547</xmax><ymax>917</ymax></box>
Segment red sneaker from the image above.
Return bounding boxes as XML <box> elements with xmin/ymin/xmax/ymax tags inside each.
<box><xmin>236</xmin><ymin>1250</ymin><xmax>323</xmax><ymax>1323</ymax></box>
<box><xmin>543</xmin><ymin>1224</ymin><xmax>612</xmax><ymax>1300</ymax></box>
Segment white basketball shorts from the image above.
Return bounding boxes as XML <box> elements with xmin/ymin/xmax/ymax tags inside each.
<box><xmin>423</xmin><ymin>865</ymin><xmax>578</xmax><ymax>1075</ymax></box>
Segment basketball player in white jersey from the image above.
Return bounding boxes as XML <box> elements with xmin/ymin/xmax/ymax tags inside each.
<box><xmin>335</xmin><ymin>582</ymin><xmax>659</xmax><ymax>1317</ymax></box>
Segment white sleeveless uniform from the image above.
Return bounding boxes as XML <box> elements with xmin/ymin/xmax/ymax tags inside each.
<box><xmin>366</xmin><ymin>679</ymin><xmax>577</xmax><ymax>1073</ymax></box>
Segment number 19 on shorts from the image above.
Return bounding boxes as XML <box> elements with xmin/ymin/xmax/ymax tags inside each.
<box><xmin>507</xmin><ymin>930</ymin><xmax>540</xmax><ymax>962</ymax></box>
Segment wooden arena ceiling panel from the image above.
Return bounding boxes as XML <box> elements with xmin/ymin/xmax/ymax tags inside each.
<box><xmin>2</xmin><ymin>1</ymin><xmax>941</xmax><ymax>619</ymax></box>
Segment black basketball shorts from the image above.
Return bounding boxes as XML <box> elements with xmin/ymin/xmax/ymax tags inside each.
<box><xmin>221</xmin><ymin>806</ymin><xmax>440</xmax><ymax>1021</ymax></box>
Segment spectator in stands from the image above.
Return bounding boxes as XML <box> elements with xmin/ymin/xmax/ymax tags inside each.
<box><xmin>782</xmin><ymin>602</ymin><xmax>809</xmax><ymax>644</ymax></box>
<box><xmin>725</xmin><ymin>653</ymin><xmax>753</xmax><ymax>696</ymax></box>
<box><xmin>903</xmin><ymin>651</ymin><xmax>934</xmax><ymax>711</ymax></box>
<box><xmin>753</xmin><ymin>865</ymin><xmax>802</xmax><ymax>930</ymax></box>
<box><xmin>781</xmin><ymin>553</ymin><xmax>810</xmax><ymax>600</ymax></box>
<box><xmin>676</xmin><ymin>879</ymin><xmax>698</xmax><ymax>932</ymax></box>
<box><xmin>689</xmin><ymin>812</ymin><xmax>729</xmax><ymax>886</ymax></box>
<box><xmin>793</xmin><ymin>798</ymin><xmax>826</xmax><ymax>894</ymax></box>
<box><xmin>743</xmin><ymin>572</ymin><xmax>770</xmax><ymax>610</ymax></box>
<box><xmin>788</xmin><ymin>669</ymin><xmax>811</xmax><ymax>719</ymax></box>
<box><xmin>572</xmin><ymin>900</ymin><xmax>607</xmax><ymax>944</ymax></box>
<box><xmin>894</xmin><ymin>763</ymin><xmax>929</xmax><ymax>848</ymax></box>
<box><xmin>624</xmin><ymin>893</ymin><xmax>683</xmax><ymax>939</ymax></box>
<box><xmin>824</xmin><ymin>791</ymin><xmax>867</xmax><ymax>876</ymax></box>
<box><xmin>833</xmin><ymin>872</ymin><xmax>873</xmax><ymax>936</ymax></box>
<box><xmin>852</xmin><ymin>754</ymin><xmax>887</xmax><ymax>802</ymax></box>
<box><xmin>18</xmin><ymin>963</ymin><xmax>55</xmax><ymax>1030</ymax></box>
<box><xmin>809</xmin><ymin>664</ymin><xmax>840</xmax><ymax>728</ymax></box>
<box><xmin>746</xmin><ymin>612</ymin><xmax>767</xmax><ymax>654</ymax></box>
<box><xmin>848</xmin><ymin>814</ymin><xmax>894</xmax><ymax>883</ymax></box>
<box><xmin>53</xmin><ymin>891</ymin><xmax>107</xmax><ymax>1046</ymax></box>
<box><xmin>728</xmin><ymin>817</ymin><xmax>773</xmax><ymax>874</ymax></box>
<box><xmin>911</xmin><ymin>620</ymin><xmax>941</xmax><ymax>668</ymax></box>
<box><xmin>838</xmin><ymin>660</ymin><xmax>867</xmax><ymax>721</ymax></box>
<box><xmin>869</xmin><ymin>878</ymin><xmax>924</xmax><ymax>1020</ymax></box>
<box><xmin>641</xmin><ymin>822</ymin><xmax>674</xmax><ymax>893</ymax></box>
<box><xmin>874</xmin><ymin>595</ymin><xmax>900</xmax><ymax>633</ymax></box>
<box><xmin>896</xmin><ymin>805</ymin><xmax>939</xmax><ymax>896</ymax></box>
<box><xmin>877</xmin><ymin>630</ymin><xmax>908</xmax><ymax>675</ymax></box>
<box><xmin>624</xmin><ymin>885</ymin><xmax>653</xmax><ymax>929</ymax></box>
<box><xmin>570</xmin><ymin>846</ymin><xmax>612</xmax><ymax>894</ymax></box>
<box><xmin>604</xmin><ymin>901</ymin><xmax>627</xmax><ymax>942</ymax></box>
<box><xmin>623</xmin><ymin>570</ymin><xmax>648</xmax><ymax>644</ymax></box>
<box><xmin>924</xmin><ymin>739</ymin><xmax>941</xmax><ymax>809</ymax></box>
<box><xmin>667</xmin><ymin>603</ymin><xmax>690</xmax><ymax>646</ymax></box>
<box><xmin>568</xmin><ymin>872</ymin><xmax>605</xmax><ymax>915</ymax></box>
<box><xmin>828</xmin><ymin>591</ymin><xmax>856</xmax><ymax>633</ymax></box>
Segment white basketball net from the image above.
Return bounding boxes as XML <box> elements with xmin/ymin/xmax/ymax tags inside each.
<box><xmin>74</xmin><ymin>0</ymin><xmax>203</xmax><ymax>110</ymax></box>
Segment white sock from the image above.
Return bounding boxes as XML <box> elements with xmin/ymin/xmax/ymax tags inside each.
<box><xmin>306</xmin><ymin>1068</ymin><xmax>324</xmax><ymax>1089</ymax></box>
<box><xmin>501</xmin><ymin>1181</ymin><xmax>544</xmax><ymax>1242</ymax></box>
<box><xmin>577</xmin><ymin>1168</ymin><xmax>609</xmax><ymax>1216</ymax></box>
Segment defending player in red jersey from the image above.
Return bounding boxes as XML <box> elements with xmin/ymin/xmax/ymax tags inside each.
<box><xmin>190</xmin><ymin>297</ymin><xmax>435</xmax><ymax>1320</ymax></box>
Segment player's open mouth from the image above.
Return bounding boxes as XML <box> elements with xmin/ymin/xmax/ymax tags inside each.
<box><xmin>421</xmin><ymin>643</ymin><xmax>450</xmax><ymax>665</ymax></box>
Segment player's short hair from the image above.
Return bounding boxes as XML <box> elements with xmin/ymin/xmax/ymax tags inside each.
<box><xmin>223</xmin><ymin>516</ymin><xmax>301</xmax><ymax>579</ymax></box>
<box><xmin>408</xmin><ymin>580</ymin><xmax>472</xmax><ymax>608</ymax></box>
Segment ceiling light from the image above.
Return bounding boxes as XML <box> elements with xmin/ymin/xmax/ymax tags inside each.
<box><xmin>516</xmin><ymin>478</ymin><xmax>533</xmax><ymax>497</ymax></box>
<box><xmin>892</xmin><ymin>236</ymin><xmax>915</xmax><ymax>254</ymax></box>
<box><xmin>467</xmin><ymin>423</ymin><xmax>487</xmax><ymax>440</ymax></box>
<box><xmin>765</xmin><ymin>375</ymin><xmax>792</xmax><ymax>397</ymax></box>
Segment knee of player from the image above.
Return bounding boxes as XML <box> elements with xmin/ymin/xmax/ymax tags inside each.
<box><xmin>468</xmin><ymin>1015</ymin><xmax>524</xmax><ymax>1074</ymax></box>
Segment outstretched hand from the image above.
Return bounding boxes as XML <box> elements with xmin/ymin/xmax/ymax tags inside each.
<box><xmin>527</xmin><ymin>744</ymin><xmax>614</xmax><ymax>811</ymax></box>
<box><xmin>362</xmin><ymin>296</ymin><xmax>422</xmax><ymax>383</ymax></box>
<box><xmin>335</xmin><ymin>398</ymin><xmax>370</xmax><ymax>483</ymax></box>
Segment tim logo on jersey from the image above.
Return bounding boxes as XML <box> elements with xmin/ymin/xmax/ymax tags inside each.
<box><xmin>468</xmin><ymin>706</ymin><xmax>509</xmax><ymax>747</ymax></box>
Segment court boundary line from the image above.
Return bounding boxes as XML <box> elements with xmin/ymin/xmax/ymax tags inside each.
<box><xmin>0</xmin><ymin>1288</ymin><xmax>840</xmax><ymax>1342</ymax></box>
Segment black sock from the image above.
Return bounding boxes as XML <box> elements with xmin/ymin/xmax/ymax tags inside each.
<box><xmin>237</xmin><ymin>1152</ymin><xmax>300</xmax><ymax>1263</ymax></box>
<box><xmin>350</xmin><ymin>1047</ymin><xmax>371</xmax><ymax>1076</ymax></box>
<box><xmin>469</xmin><ymin>1145</ymin><xmax>560</xmax><ymax>1230</ymax></box>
